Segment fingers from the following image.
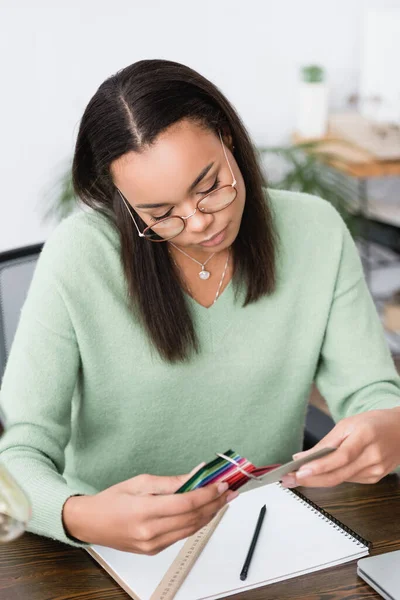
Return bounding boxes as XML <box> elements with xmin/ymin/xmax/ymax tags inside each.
<box><xmin>127</xmin><ymin>463</ymin><xmax>206</xmax><ymax>496</ymax></box>
<box><xmin>149</xmin><ymin>481</ymin><xmax>233</xmax><ymax>518</ymax></box>
<box><xmin>156</xmin><ymin>488</ymin><xmax>237</xmax><ymax>533</ymax></box>
<box><xmin>293</xmin><ymin>424</ymin><xmax>354</xmax><ymax>463</ymax></box>
<box><xmin>134</xmin><ymin>501</ymin><xmax>229</xmax><ymax>552</ymax></box>
<box><xmin>306</xmin><ymin>459</ymin><xmax>387</xmax><ymax>487</ymax></box>
<box><xmin>296</xmin><ymin>436</ymin><xmax>360</xmax><ymax>480</ymax></box>
<box><xmin>152</xmin><ymin>462</ymin><xmax>207</xmax><ymax>494</ymax></box>
<box><xmin>281</xmin><ymin>435</ymin><xmax>362</xmax><ymax>488</ymax></box>
<box><xmin>283</xmin><ymin>433</ymin><xmax>388</xmax><ymax>488</ymax></box>
<box><xmin>287</xmin><ymin>409</ymin><xmax>400</xmax><ymax>488</ymax></box>
<box><xmin>130</xmin><ymin>486</ymin><xmax>239</xmax><ymax>556</ymax></box>
<box><xmin>133</xmin><ymin>521</ymin><xmax>211</xmax><ymax>556</ymax></box>
<box><xmin>281</xmin><ymin>422</ymin><xmax>360</xmax><ymax>488</ymax></box>
<box><xmin>292</xmin><ymin>463</ymin><xmax>359</xmax><ymax>487</ymax></box>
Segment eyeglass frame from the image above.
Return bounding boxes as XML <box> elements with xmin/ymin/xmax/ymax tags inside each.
<box><xmin>116</xmin><ymin>131</ymin><xmax>237</xmax><ymax>242</ymax></box>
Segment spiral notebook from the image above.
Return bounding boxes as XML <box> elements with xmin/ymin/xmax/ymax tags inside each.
<box><xmin>87</xmin><ymin>483</ymin><xmax>370</xmax><ymax>600</ymax></box>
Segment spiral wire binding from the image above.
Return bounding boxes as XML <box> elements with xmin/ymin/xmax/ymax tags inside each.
<box><xmin>279</xmin><ymin>484</ymin><xmax>372</xmax><ymax>548</ymax></box>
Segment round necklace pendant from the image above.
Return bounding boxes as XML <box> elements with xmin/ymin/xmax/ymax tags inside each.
<box><xmin>199</xmin><ymin>269</ymin><xmax>210</xmax><ymax>280</ymax></box>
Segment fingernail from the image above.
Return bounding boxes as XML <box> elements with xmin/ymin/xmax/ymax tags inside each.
<box><xmin>217</xmin><ymin>482</ymin><xmax>229</xmax><ymax>494</ymax></box>
<box><xmin>281</xmin><ymin>475</ymin><xmax>296</xmax><ymax>487</ymax></box>
<box><xmin>226</xmin><ymin>490</ymin><xmax>239</xmax><ymax>503</ymax></box>
<box><xmin>296</xmin><ymin>468</ymin><xmax>312</xmax><ymax>479</ymax></box>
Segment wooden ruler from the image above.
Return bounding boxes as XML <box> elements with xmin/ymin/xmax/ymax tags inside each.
<box><xmin>150</xmin><ymin>505</ymin><xmax>229</xmax><ymax>600</ymax></box>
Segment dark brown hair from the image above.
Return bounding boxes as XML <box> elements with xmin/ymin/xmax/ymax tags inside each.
<box><xmin>72</xmin><ymin>59</ymin><xmax>278</xmax><ymax>362</ymax></box>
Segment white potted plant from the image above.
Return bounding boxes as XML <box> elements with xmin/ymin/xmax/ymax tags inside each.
<box><xmin>296</xmin><ymin>65</ymin><xmax>328</xmax><ymax>139</ymax></box>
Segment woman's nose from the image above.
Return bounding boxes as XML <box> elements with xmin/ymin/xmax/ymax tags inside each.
<box><xmin>185</xmin><ymin>208</ymin><xmax>214</xmax><ymax>233</ymax></box>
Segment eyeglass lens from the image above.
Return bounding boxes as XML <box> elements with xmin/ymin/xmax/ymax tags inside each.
<box><xmin>144</xmin><ymin>186</ymin><xmax>236</xmax><ymax>241</ymax></box>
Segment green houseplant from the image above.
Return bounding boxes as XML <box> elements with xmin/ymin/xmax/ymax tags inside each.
<box><xmin>301</xmin><ymin>65</ymin><xmax>324</xmax><ymax>83</ymax></box>
<box><xmin>258</xmin><ymin>141</ymin><xmax>356</xmax><ymax>232</ymax></box>
<box><xmin>43</xmin><ymin>161</ymin><xmax>77</xmax><ymax>224</ymax></box>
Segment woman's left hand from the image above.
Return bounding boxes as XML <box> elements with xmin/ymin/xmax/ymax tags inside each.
<box><xmin>281</xmin><ymin>407</ymin><xmax>400</xmax><ymax>488</ymax></box>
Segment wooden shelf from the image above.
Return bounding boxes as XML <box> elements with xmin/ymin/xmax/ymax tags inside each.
<box><xmin>292</xmin><ymin>133</ymin><xmax>400</xmax><ymax>178</ymax></box>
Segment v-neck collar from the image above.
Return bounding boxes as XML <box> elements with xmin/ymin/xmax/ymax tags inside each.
<box><xmin>186</xmin><ymin>280</ymin><xmax>245</xmax><ymax>353</ymax></box>
<box><xmin>185</xmin><ymin>278</ymin><xmax>234</xmax><ymax>312</ymax></box>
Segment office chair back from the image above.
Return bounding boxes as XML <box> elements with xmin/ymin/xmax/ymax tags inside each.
<box><xmin>0</xmin><ymin>244</ymin><xmax>43</xmax><ymax>381</ymax></box>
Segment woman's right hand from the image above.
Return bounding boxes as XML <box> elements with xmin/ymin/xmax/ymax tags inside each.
<box><xmin>62</xmin><ymin>466</ymin><xmax>238</xmax><ymax>554</ymax></box>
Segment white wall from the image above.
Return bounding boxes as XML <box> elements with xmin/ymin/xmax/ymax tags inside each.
<box><xmin>0</xmin><ymin>0</ymin><xmax>398</xmax><ymax>252</ymax></box>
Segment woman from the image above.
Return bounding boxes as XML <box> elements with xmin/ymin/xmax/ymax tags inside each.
<box><xmin>1</xmin><ymin>59</ymin><xmax>400</xmax><ymax>554</ymax></box>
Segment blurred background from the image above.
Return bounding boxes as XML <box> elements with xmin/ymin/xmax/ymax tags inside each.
<box><xmin>0</xmin><ymin>0</ymin><xmax>400</xmax><ymax>541</ymax></box>
<box><xmin>0</xmin><ymin>1</ymin><xmax>397</xmax><ymax>238</ymax></box>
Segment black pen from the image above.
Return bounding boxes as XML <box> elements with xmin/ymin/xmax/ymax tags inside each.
<box><xmin>240</xmin><ymin>504</ymin><xmax>267</xmax><ymax>581</ymax></box>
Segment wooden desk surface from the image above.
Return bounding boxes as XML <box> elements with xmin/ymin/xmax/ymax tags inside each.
<box><xmin>1</xmin><ymin>476</ymin><xmax>400</xmax><ymax>600</ymax></box>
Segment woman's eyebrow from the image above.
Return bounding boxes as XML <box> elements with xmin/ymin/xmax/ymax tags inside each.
<box><xmin>134</xmin><ymin>161</ymin><xmax>215</xmax><ymax>209</ymax></box>
<box><xmin>187</xmin><ymin>161</ymin><xmax>214</xmax><ymax>193</ymax></box>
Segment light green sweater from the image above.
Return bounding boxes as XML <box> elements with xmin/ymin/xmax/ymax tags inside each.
<box><xmin>1</xmin><ymin>189</ymin><xmax>399</xmax><ymax>547</ymax></box>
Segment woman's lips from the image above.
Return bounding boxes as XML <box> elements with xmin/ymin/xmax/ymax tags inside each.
<box><xmin>199</xmin><ymin>226</ymin><xmax>228</xmax><ymax>248</ymax></box>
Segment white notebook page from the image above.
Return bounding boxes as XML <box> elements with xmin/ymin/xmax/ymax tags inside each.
<box><xmin>89</xmin><ymin>483</ymin><xmax>369</xmax><ymax>600</ymax></box>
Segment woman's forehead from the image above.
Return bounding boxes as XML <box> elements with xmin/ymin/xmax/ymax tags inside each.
<box><xmin>111</xmin><ymin>122</ymin><xmax>220</xmax><ymax>205</ymax></box>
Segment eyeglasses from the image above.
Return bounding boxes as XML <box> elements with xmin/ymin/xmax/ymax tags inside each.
<box><xmin>117</xmin><ymin>132</ymin><xmax>237</xmax><ymax>242</ymax></box>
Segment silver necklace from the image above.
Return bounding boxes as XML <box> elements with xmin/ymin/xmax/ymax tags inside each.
<box><xmin>213</xmin><ymin>250</ymin><xmax>230</xmax><ymax>304</ymax></box>
<box><xmin>171</xmin><ymin>249</ymin><xmax>230</xmax><ymax>306</ymax></box>
<box><xmin>169</xmin><ymin>242</ymin><xmax>215</xmax><ymax>280</ymax></box>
